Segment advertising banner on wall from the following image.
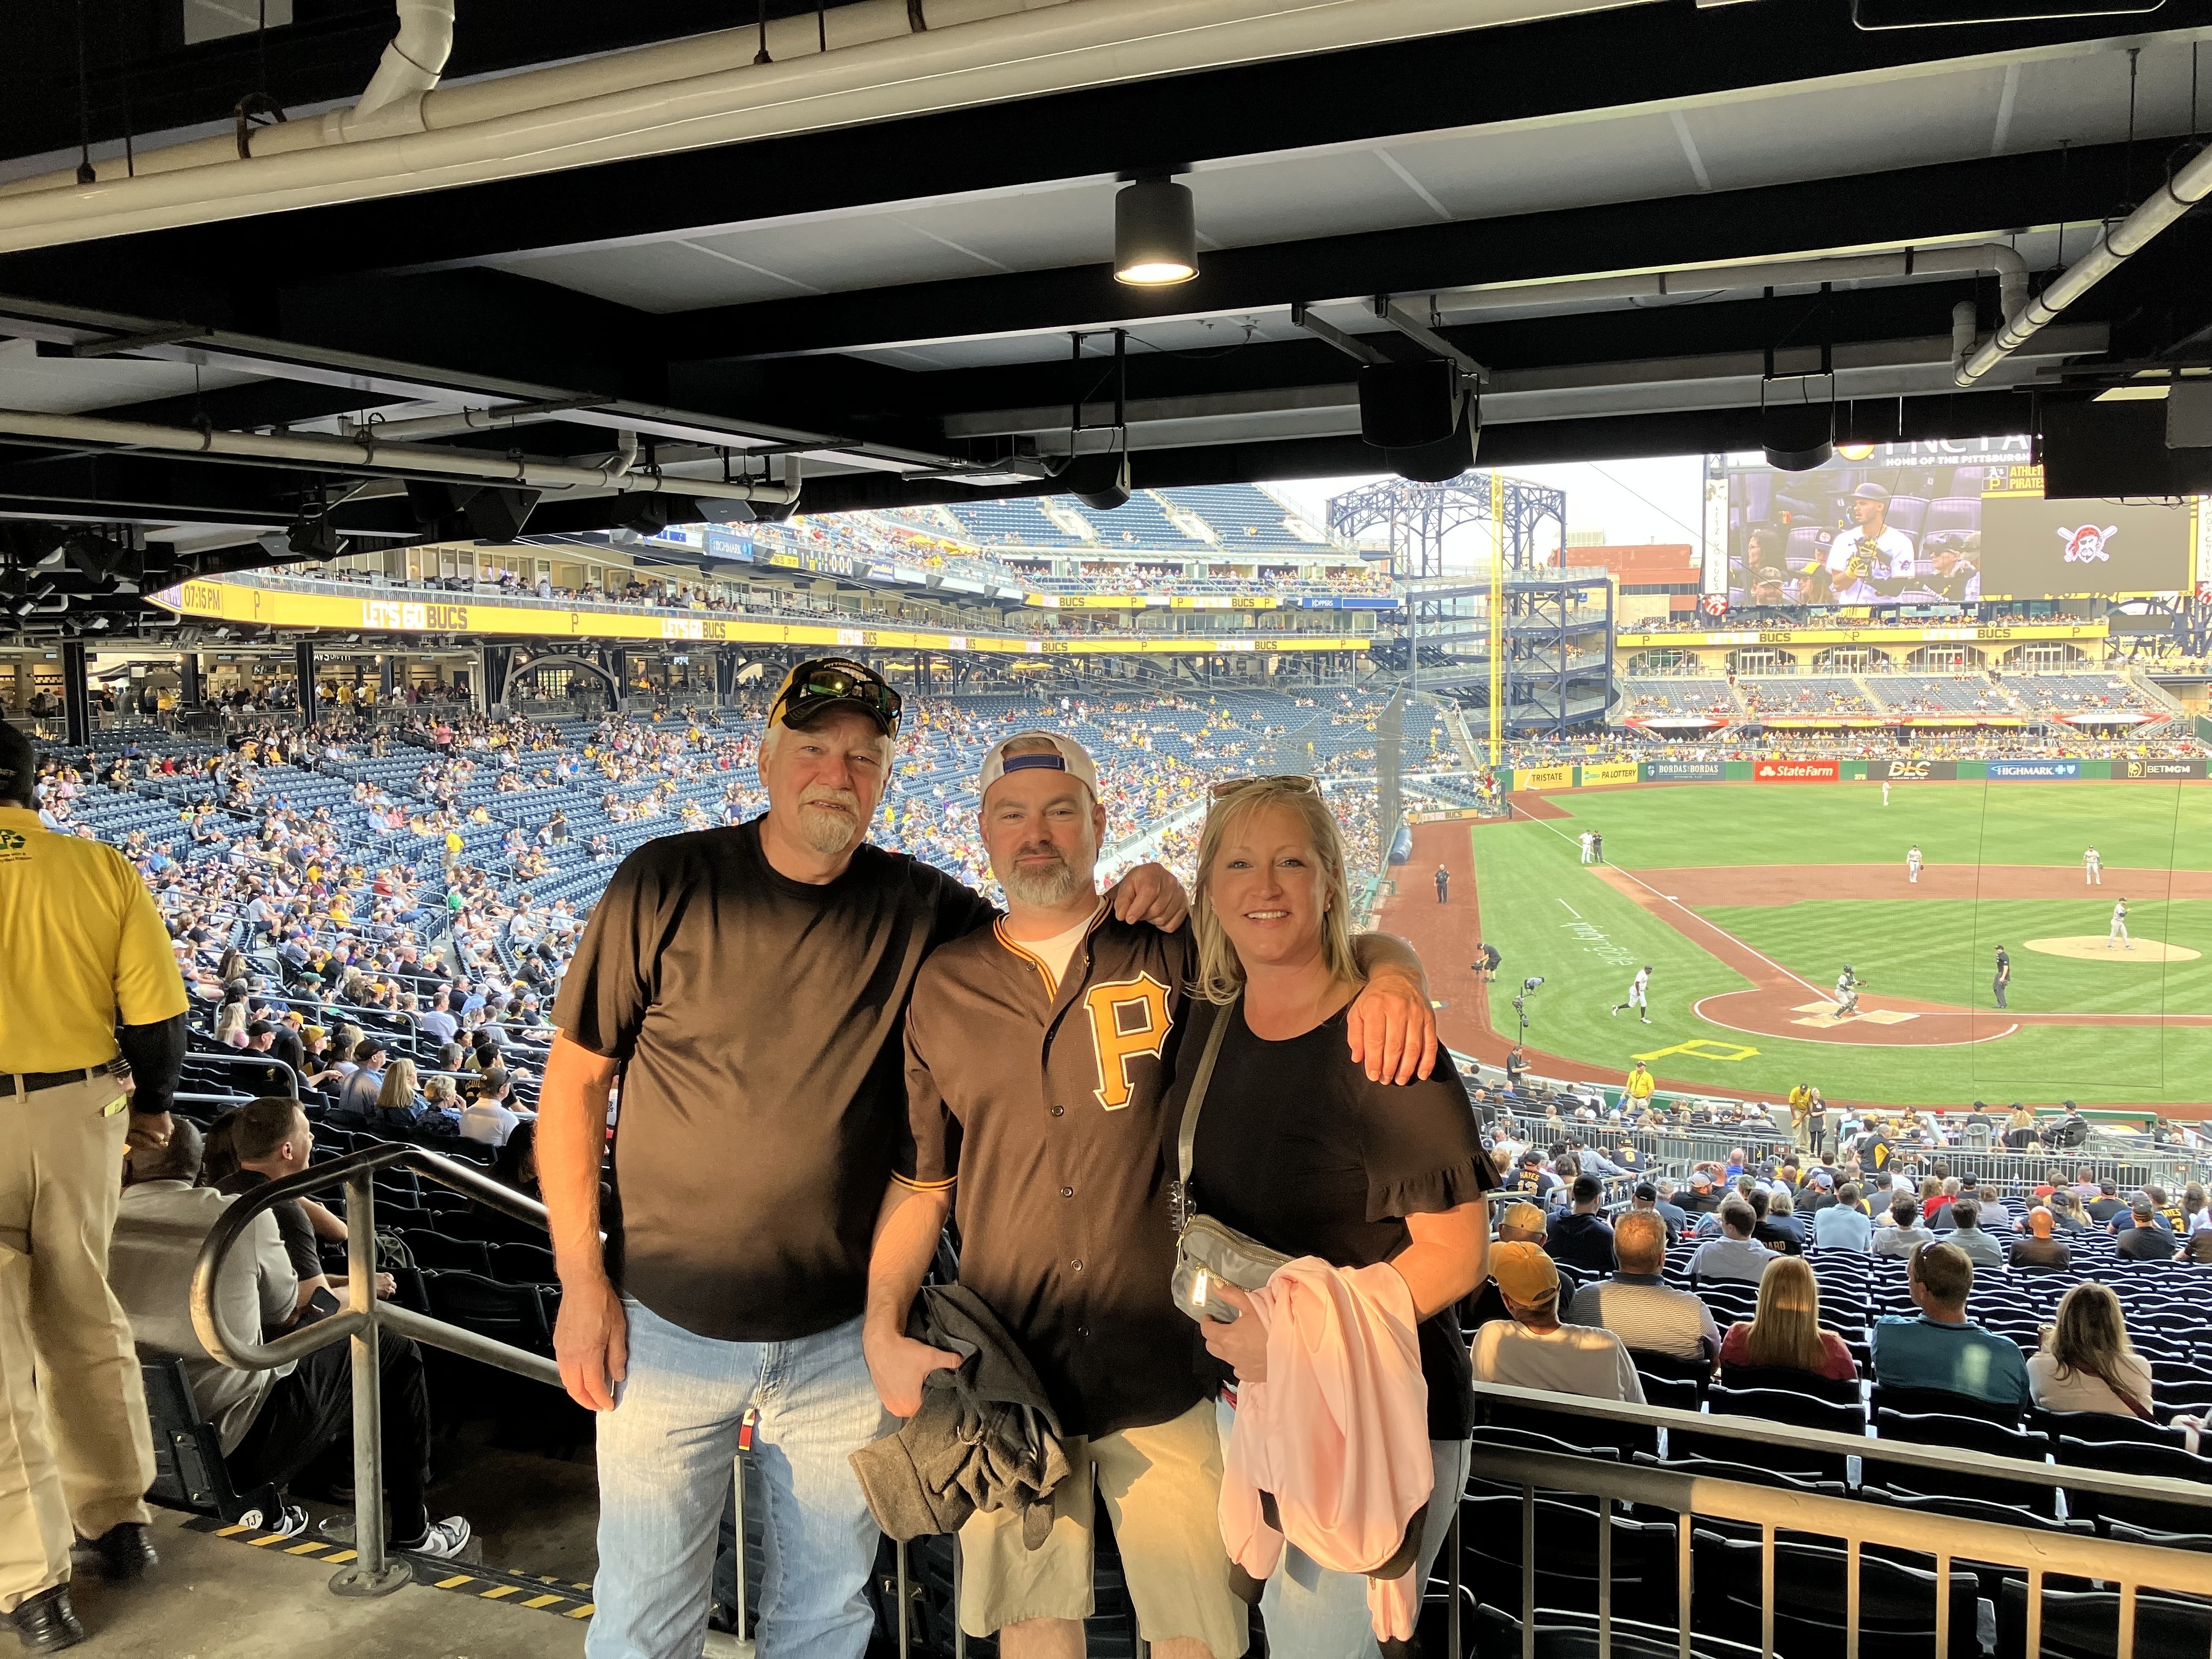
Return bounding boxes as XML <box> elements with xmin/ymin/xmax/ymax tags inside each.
<box><xmin>1582</xmin><ymin>762</ymin><xmax>1641</xmax><ymax>786</ymax></box>
<box><xmin>1514</xmin><ymin>766</ymin><xmax>1574</xmax><ymax>791</ymax></box>
<box><xmin>2119</xmin><ymin>758</ymin><xmax>2208</xmax><ymax>779</ymax></box>
<box><xmin>1988</xmin><ymin>759</ymin><xmax>2082</xmax><ymax>780</ymax></box>
<box><xmin>1871</xmin><ymin>759</ymin><xmax>1959</xmax><ymax>781</ymax></box>
<box><xmin>1754</xmin><ymin>759</ymin><xmax>1841</xmax><ymax>781</ymax></box>
<box><xmin>1645</xmin><ymin>760</ymin><xmax>1726</xmax><ymax>782</ymax></box>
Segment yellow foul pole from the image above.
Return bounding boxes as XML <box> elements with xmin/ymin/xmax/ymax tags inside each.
<box><xmin>1487</xmin><ymin>471</ymin><xmax>1504</xmax><ymax>766</ymax></box>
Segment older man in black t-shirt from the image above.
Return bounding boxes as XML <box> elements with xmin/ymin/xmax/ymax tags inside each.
<box><xmin>544</xmin><ymin>663</ymin><xmax>1203</xmax><ymax>1659</ymax></box>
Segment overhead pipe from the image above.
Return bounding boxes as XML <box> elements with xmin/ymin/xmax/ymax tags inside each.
<box><xmin>349</xmin><ymin>0</ymin><xmax>459</xmax><ymax>135</ymax></box>
<box><xmin>1955</xmin><ymin>144</ymin><xmax>2212</xmax><ymax>387</ymax></box>
<box><xmin>0</xmin><ymin>0</ymin><xmax>1612</xmax><ymax>249</ymax></box>
<box><xmin>1436</xmin><ymin>244</ymin><xmax>2029</xmax><ymax>323</ymax></box>
<box><xmin>0</xmin><ymin>408</ymin><xmax>799</xmax><ymax>503</ymax></box>
<box><xmin>338</xmin><ymin>397</ymin><xmax>597</xmax><ymax>442</ymax></box>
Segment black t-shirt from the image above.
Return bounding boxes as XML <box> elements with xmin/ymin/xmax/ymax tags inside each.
<box><xmin>1545</xmin><ymin>1211</ymin><xmax>1616</xmax><ymax>1274</ymax></box>
<box><xmin>216</xmin><ymin>1168</ymin><xmax>323</xmax><ymax>1285</ymax></box>
<box><xmin>552</xmin><ymin>819</ymin><xmax>996</xmax><ymax>1341</ymax></box>
<box><xmin>1175</xmin><ymin>999</ymin><xmax>1494</xmax><ymax>1440</ymax></box>
<box><xmin>2087</xmin><ymin>1197</ymin><xmax>2129</xmax><ymax>1223</ymax></box>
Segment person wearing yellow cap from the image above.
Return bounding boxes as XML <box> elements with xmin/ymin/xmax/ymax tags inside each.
<box><xmin>1470</xmin><ymin>1242</ymin><xmax>1646</xmax><ymax>1403</ymax></box>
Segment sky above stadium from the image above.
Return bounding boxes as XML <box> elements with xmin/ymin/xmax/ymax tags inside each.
<box><xmin>1272</xmin><ymin>454</ymin><xmax>1705</xmax><ymax>567</ymax></box>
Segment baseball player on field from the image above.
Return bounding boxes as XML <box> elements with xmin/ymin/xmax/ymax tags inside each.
<box><xmin>2109</xmin><ymin>897</ymin><xmax>2132</xmax><ymax>950</ymax></box>
<box><xmin>1907</xmin><ymin>844</ymin><xmax>1923</xmax><ymax>884</ymax></box>
<box><xmin>2084</xmin><ymin>847</ymin><xmax>2103</xmax><ymax>885</ymax></box>
<box><xmin>865</xmin><ymin>732</ymin><xmax>1437</xmax><ymax>1659</ymax></box>
<box><xmin>1612</xmin><ymin>964</ymin><xmax>1653</xmax><ymax>1024</ymax></box>
<box><xmin>1882</xmin><ymin>780</ymin><xmax>1891</xmax><ymax>807</ymax></box>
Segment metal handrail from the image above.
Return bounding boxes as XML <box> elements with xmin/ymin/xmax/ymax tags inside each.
<box><xmin>190</xmin><ymin>1142</ymin><xmax>561</xmax><ymax>1597</ymax></box>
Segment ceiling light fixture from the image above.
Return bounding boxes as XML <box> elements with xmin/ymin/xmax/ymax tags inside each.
<box><xmin>1114</xmin><ymin>177</ymin><xmax>1198</xmax><ymax>286</ymax></box>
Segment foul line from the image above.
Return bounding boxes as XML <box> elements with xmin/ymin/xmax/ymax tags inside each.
<box><xmin>1522</xmin><ymin>812</ymin><xmax>1828</xmax><ymax>1000</ymax></box>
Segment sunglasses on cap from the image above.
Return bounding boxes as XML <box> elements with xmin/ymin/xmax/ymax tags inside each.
<box><xmin>771</xmin><ymin>659</ymin><xmax>903</xmax><ymax>737</ymax></box>
<box><xmin>1207</xmin><ymin>774</ymin><xmax>1318</xmax><ymax>802</ymax></box>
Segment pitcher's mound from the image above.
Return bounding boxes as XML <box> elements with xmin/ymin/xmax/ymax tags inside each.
<box><xmin>2023</xmin><ymin>935</ymin><xmax>2203</xmax><ymax>962</ymax></box>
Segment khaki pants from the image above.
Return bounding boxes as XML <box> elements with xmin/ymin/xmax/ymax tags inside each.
<box><xmin>0</xmin><ymin>1075</ymin><xmax>155</xmax><ymax>1613</ymax></box>
<box><xmin>958</xmin><ymin>1397</ymin><xmax>1248</xmax><ymax>1657</ymax></box>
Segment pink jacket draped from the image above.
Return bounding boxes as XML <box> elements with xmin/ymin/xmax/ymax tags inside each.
<box><xmin>1217</xmin><ymin>1257</ymin><xmax>1434</xmax><ymax>1641</ymax></box>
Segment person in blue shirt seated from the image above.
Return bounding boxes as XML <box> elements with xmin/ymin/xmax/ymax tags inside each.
<box><xmin>1871</xmin><ymin>1241</ymin><xmax>2032</xmax><ymax>1410</ymax></box>
<box><xmin>1812</xmin><ymin>1181</ymin><xmax>1872</xmax><ymax>1250</ymax></box>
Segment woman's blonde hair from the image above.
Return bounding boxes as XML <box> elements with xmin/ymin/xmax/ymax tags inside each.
<box><xmin>1742</xmin><ymin>1255</ymin><xmax>1828</xmax><ymax>1373</ymax></box>
<box><xmin>1190</xmin><ymin>778</ymin><xmax>1362</xmax><ymax>1005</ymax></box>
<box><xmin>2044</xmin><ymin>1282</ymin><xmax>2140</xmax><ymax>1395</ymax></box>
<box><xmin>377</xmin><ymin>1059</ymin><xmax>420</xmax><ymax>1113</ymax></box>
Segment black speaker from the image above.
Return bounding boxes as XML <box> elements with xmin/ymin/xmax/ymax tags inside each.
<box><xmin>1388</xmin><ymin>407</ymin><xmax>1479</xmax><ymax>483</ymax></box>
<box><xmin>2040</xmin><ymin>399</ymin><xmax>2212</xmax><ymax>499</ymax></box>
<box><xmin>403</xmin><ymin>481</ymin><xmax>541</xmax><ymax>542</ymax></box>
<box><xmin>1762</xmin><ymin>402</ymin><xmax>1833</xmax><ymax>472</ymax></box>
<box><xmin>1359</xmin><ymin>359</ymin><xmax>1460</xmax><ymax>449</ymax></box>
<box><xmin>1064</xmin><ymin>451</ymin><xmax>1132</xmax><ymax>512</ymax></box>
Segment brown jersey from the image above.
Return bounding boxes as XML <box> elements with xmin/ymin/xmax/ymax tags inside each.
<box><xmin>898</xmin><ymin>907</ymin><xmax>1197</xmax><ymax>1438</ymax></box>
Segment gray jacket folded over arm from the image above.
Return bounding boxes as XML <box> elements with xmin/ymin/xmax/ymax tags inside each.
<box><xmin>848</xmin><ymin>1283</ymin><xmax>1071</xmax><ymax>1550</ymax></box>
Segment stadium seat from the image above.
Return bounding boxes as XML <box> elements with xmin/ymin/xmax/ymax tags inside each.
<box><xmin>425</xmin><ymin>1271</ymin><xmax>554</xmax><ymax>1354</ymax></box>
<box><xmin>1995</xmin><ymin>1581</ymin><xmax>2212</xmax><ymax>1659</ymax></box>
<box><xmin>1715</xmin><ymin>1364</ymin><xmax>1858</xmax><ymax>1404</ymax></box>
<box><xmin>2033</xmin><ymin>1408</ymin><xmax>2189</xmax><ymax>1449</ymax></box>
<box><xmin>140</xmin><ymin>1358</ymin><xmax>285</xmax><ymax>1526</ymax></box>
<box><xmin>1472</xmin><ymin>1605</ymin><xmax>1764</xmax><ymax>1659</ymax></box>
<box><xmin>1922</xmin><ymin>496</ymin><xmax>1981</xmax><ymax>536</ymax></box>
<box><xmin>1691</xmin><ymin>1528</ymin><xmax>1979</xmax><ymax>1659</ymax></box>
<box><xmin>1870</xmin><ymin>1384</ymin><xmax>2022</xmax><ymax>1425</ymax></box>
<box><xmin>1459</xmin><ymin>1492</ymin><xmax>1664</xmax><ymax>1613</ymax></box>
<box><xmin>403</xmin><ymin>1229</ymin><xmax>493</xmax><ymax>1274</ymax></box>
<box><xmin>490</xmin><ymin>1241</ymin><xmax>558</xmax><ymax>1284</ymax></box>
<box><xmin>1709</xmin><ymin>1383</ymin><xmax>1866</xmax><ymax>1436</ymax></box>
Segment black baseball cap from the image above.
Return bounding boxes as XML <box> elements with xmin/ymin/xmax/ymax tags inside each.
<box><xmin>769</xmin><ymin>658</ymin><xmax>902</xmax><ymax>737</ymax></box>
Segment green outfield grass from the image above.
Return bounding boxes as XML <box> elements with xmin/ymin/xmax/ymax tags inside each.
<box><xmin>1554</xmin><ymin>780</ymin><xmax>2212</xmax><ymax>872</ymax></box>
<box><xmin>1466</xmin><ymin>781</ymin><xmax>2212</xmax><ymax>1106</ymax></box>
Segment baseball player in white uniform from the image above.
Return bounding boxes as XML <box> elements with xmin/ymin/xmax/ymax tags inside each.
<box><xmin>1612</xmin><ymin>964</ymin><xmax>1652</xmax><ymax>1024</ymax></box>
<box><xmin>1882</xmin><ymin>780</ymin><xmax>1891</xmax><ymax>807</ymax></box>
<box><xmin>2110</xmin><ymin>898</ymin><xmax>2132</xmax><ymax>950</ymax></box>
<box><xmin>1907</xmin><ymin>844</ymin><xmax>1923</xmax><ymax>884</ymax></box>
<box><xmin>2084</xmin><ymin>848</ymin><xmax>2103</xmax><ymax>885</ymax></box>
<box><xmin>1579</xmin><ymin>831</ymin><xmax>1594</xmax><ymax>865</ymax></box>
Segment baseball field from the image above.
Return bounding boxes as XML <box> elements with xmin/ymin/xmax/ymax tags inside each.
<box><xmin>1387</xmin><ymin>780</ymin><xmax>2212</xmax><ymax>1111</ymax></box>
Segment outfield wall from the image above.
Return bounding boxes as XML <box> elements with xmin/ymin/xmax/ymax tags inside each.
<box><xmin>1509</xmin><ymin>757</ymin><xmax>2210</xmax><ymax>791</ymax></box>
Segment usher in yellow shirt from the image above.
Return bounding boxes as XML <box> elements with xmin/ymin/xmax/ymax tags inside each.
<box><xmin>0</xmin><ymin>807</ymin><xmax>189</xmax><ymax>1071</ymax></box>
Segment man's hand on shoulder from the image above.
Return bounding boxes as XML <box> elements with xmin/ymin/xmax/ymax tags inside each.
<box><xmin>863</xmin><ymin>1326</ymin><xmax>961</xmax><ymax>1419</ymax></box>
<box><xmin>1104</xmin><ymin>861</ymin><xmax>1189</xmax><ymax>933</ymax></box>
<box><xmin>1347</xmin><ymin>955</ymin><xmax>1438</xmax><ymax>1085</ymax></box>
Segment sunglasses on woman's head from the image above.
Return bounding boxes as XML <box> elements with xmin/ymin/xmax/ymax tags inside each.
<box><xmin>1207</xmin><ymin>774</ymin><xmax>1318</xmax><ymax>802</ymax></box>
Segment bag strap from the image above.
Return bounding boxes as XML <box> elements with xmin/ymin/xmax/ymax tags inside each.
<box><xmin>1176</xmin><ymin>994</ymin><xmax>1239</xmax><ymax>1189</ymax></box>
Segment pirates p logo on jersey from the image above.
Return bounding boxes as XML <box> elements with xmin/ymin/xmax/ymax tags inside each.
<box><xmin>1081</xmin><ymin>973</ymin><xmax>1172</xmax><ymax>1110</ymax></box>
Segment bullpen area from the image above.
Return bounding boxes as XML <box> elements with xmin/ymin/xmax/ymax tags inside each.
<box><xmin>1397</xmin><ymin>772</ymin><xmax>2212</xmax><ymax>1111</ymax></box>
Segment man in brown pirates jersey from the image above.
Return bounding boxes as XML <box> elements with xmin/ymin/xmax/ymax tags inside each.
<box><xmin>862</xmin><ymin>735</ymin><xmax>1440</xmax><ymax>1659</ymax></box>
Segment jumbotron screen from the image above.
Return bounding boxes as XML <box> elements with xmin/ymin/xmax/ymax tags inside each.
<box><xmin>1705</xmin><ymin>437</ymin><xmax>2200</xmax><ymax>604</ymax></box>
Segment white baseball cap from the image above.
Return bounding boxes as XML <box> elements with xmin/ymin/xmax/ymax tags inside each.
<box><xmin>978</xmin><ymin>731</ymin><xmax>1099</xmax><ymax>802</ymax></box>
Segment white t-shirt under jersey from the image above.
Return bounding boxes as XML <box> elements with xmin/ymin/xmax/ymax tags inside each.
<box><xmin>1009</xmin><ymin>901</ymin><xmax>1106</xmax><ymax>990</ymax></box>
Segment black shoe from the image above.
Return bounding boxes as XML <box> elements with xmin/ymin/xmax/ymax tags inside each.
<box><xmin>7</xmin><ymin>1587</ymin><xmax>85</xmax><ymax>1653</ymax></box>
<box><xmin>74</xmin><ymin>1522</ymin><xmax>157</xmax><ymax>1582</ymax></box>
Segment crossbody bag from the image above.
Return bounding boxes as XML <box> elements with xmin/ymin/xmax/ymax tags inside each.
<box><xmin>1167</xmin><ymin>995</ymin><xmax>1291</xmax><ymax>1324</ymax></box>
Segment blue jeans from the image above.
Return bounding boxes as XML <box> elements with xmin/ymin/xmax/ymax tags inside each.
<box><xmin>1215</xmin><ymin>1401</ymin><xmax>1468</xmax><ymax>1659</ymax></box>
<box><xmin>587</xmin><ymin>1297</ymin><xmax>889</xmax><ymax>1659</ymax></box>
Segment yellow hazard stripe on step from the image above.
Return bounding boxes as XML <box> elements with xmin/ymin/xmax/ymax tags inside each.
<box><xmin>436</xmin><ymin>1575</ymin><xmax>477</xmax><ymax>1589</ymax></box>
<box><xmin>184</xmin><ymin>1513</ymin><xmax>592</xmax><ymax>1621</ymax></box>
<box><xmin>479</xmin><ymin>1585</ymin><xmax>521</xmax><ymax>1600</ymax></box>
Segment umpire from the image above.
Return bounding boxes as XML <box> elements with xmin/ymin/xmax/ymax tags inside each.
<box><xmin>1</xmin><ymin>721</ymin><xmax>188</xmax><ymax>1650</ymax></box>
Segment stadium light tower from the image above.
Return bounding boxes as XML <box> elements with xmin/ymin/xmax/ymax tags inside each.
<box><xmin>1327</xmin><ymin>473</ymin><xmax>1570</xmax><ymax>750</ymax></box>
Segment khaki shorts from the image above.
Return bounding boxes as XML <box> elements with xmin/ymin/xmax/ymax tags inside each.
<box><xmin>957</xmin><ymin>1396</ymin><xmax>1248</xmax><ymax>1656</ymax></box>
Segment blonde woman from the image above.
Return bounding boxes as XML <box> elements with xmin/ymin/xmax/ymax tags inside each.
<box><xmin>213</xmin><ymin>1000</ymin><xmax>251</xmax><ymax>1048</ymax></box>
<box><xmin>376</xmin><ymin>1058</ymin><xmax>428</xmax><ymax>1131</ymax></box>
<box><xmin>2029</xmin><ymin>1283</ymin><xmax>2155</xmax><ymax>1418</ymax></box>
<box><xmin>1170</xmin><ymin>777</ymin><xmax>1492</xmax><ymax>1659</ymax></box>
<box><xmin>1718</xmin><ymin>1256</ymin><xmax>1857</xmax><ymax>1382</ymax></box>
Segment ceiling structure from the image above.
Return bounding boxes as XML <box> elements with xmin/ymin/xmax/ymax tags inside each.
<box><xmin>0</xmin><ymin>0</ymin><xmax>2208</xmax><ymax>635</ymax></box>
